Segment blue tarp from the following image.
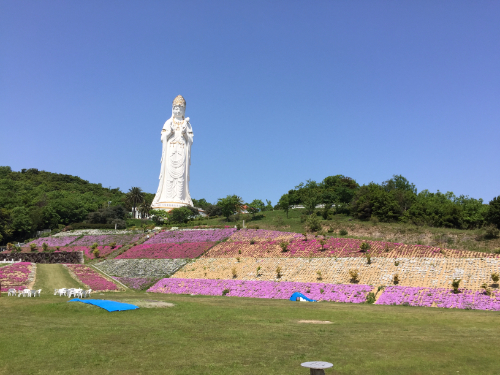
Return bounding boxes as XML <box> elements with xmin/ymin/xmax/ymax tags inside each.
<box><xmin>289</xmin><ymin>292</ymin><xmax>317</xmax><ymax>302</ymax></box>
<box><xmin>68</xmin><ymin>299</ymin><xmax>139</xmax><ymax>312</ymax></box>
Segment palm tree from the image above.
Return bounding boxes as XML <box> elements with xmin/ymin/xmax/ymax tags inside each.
<box><xmin>126</xmin><ymin>187</ymin><xmax>145</xmax><ymax>219</ymax></box>
<box><xmin>138</xmin><ymin>196</ymin><xmax>153</xmax><ymax>218</ymax></box>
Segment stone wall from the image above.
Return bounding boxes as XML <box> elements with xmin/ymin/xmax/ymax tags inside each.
<box><xmin>93</xmin><ymin>259</ymin><xmax>188</xmax><ymax>278</ymax></box>
<box><xmin>0</xmin><ymin>251</ymin><xmax>83</xmax><ymax>264</ymax></box>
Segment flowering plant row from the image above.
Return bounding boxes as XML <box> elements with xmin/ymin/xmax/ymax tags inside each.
<box><xmin>112</xmin><ymin>277</ymin><xmax>158</xmax><ymax>290</ymax></box>
<box><xmin>116</xmin><ymin>242</ymin><xmax>216</xmax><ymax>259</ymax></box>
<box><xmin>148</xmin><ymin>278</ymin><xmax>372</xmax><ymax>303</ymax></box>
<box><xmin>53</xmin><ymin>229</ymin><xmax>141</xmax><ymax>237</ymax></box>
<box><xmin>28</xmin><ymin>237</ymin><xmax>79</xmax><ymax>247</ymax></box>
<box><xmin>375</xmin><ymin>285</ymin><xmax>500</xmax><ymax>311</ymax></box>
<box><xmin>0</xmin><ymin>262</ymin><xmax>32</xmax><ymax>291</ymax></box>
<box><xmin>203</xmin><ymin>238</ymin><xmax>496</xmax><ymax>259</ymax></box>
<box><xmin>227</xmin><ymin>229</ymin><xmax>303</xmax><ymax>242</ymax></box>
<box><xmin>145</xmin><ymin>229</ymin><xmax>236</xmax><ymax>244</ymax></box>
<box><xmin>71</xmin><ymin>234</ymin><xmax>143</xmax><ymax>246</ymax></box>
<box><xmin>65</xmin><ymin>264</ymin><xmax>119</xmax><ymax>291</ymax></box>
<box><xmin>63</xmin><ymin>246</ymin><xmax>121</xmax><ymax>259</ymax></box>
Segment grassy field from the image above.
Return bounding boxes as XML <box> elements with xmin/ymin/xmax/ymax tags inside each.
<box><xmin>1</xmin><ymin>291</ymin><xmax>500</xmax><ymax>374</ymax></box>
<box><xmin>33</xmin><ymin>264</ymin><xmax>84</xmax><ymax>291</ymax></box>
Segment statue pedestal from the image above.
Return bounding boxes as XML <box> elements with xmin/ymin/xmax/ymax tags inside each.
<box><xmin>151</xmin><ymin>202</ymin><xmax>191</xmax><ymax>212</ymax></box>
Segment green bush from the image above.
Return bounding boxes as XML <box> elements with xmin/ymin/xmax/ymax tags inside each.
<box><xmin>451</xmin><ymin>279</ymin><xmax>461</xmax><ymax>294</ymax></box>
<box><xmin>339</xmin><ymin>229</ymin><xmax>348</xmax><ymax>236</ymax></box>
<box><xmin>366</xmin><ymin>292</ymin><xmax>376</xmax><ymax>304</ymax></box>
<box><xmin>222</xmin><ymin>289</ymin><xmax>230</xmax><ymax>296</ymax></box>
<box><xmin>360</xmin><ymin>242</ymin><xmax>371</xmax><ymax>252</ymax></box>
<box><xmin>306</xmin><ymin>214</ymin><xmax>322</xmax><ymax>232</ymax></box>
<box><xmin>279</xmin><ymin>242</ymin><xmax>288</xmax><ymax>252</ymax></box>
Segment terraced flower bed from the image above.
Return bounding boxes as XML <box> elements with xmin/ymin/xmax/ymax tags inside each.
<box><xmin>112</xmin><ymin>277</ymin><xmax>158</xmax><ymax>290</ymax></box>
<box><xmin>63</xmin><ymin>246</ymin><xmax>121</xmax><ymax>259</ymax></box>
<box><xmin>148</xmin><ymin>278</ymin><xmax>373</xmax><ymax>302</ymax></box>
<box><xmin>116</xmin><ymin>242</ymin><xmax>215</xmax><ymax>259</ymax></box>
<box><xmin>172</xmin><ymin>257</ymin><xmax>500</xmax><ymax>290</ymax></box>
<box><xmin>227</xmin><ymin>229</ymin><xmax>303</xmax><ymax>242</ymax></box>
<box><xmin>71</xmin><ymin>234</ymin><xmax>143</xmax><ymax>246</ymax></box>
<box><xmin>65</xmin><ymin>264</ymin><xmax>119</xmax><ymax>291</ymax></box>
<box><xmin>375</xmin><ymin>285</ymin><xmax>500</xmax><ymax>311</ymax></box>
<box><xmin>0</xmin><ymin>262</ymin><xmax>33</xmax><ymax>291</ymax></box>
<box><xmin>27</xmin><ymin>237</ymin><xmax>79</xmax><ymax>247</ymax></box>
<box><xmin>144</xmin><ymin>229</ymin><xmax>236</xmax><ymax>244</ymax></box>
<box><xmin>203</xmin><ymin>238</ymin><xmax>498</xmax><ymax>259</ymax></box>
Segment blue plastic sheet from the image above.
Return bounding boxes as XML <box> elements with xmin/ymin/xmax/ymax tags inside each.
<box><xmin>68</xmin><ymin>299</ymin><xmax>139</xmax><ymax>312</ymax></box>
<box><xmin>289</xmin><ymin>292</ymin><xmax>317</xmax><ymax>302</ymax></box>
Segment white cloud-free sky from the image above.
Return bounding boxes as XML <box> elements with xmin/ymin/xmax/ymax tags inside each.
<box><xmin>1</xmin><ymin>1</ymin><xmax>499</xmax><ymax>204</ymax></box>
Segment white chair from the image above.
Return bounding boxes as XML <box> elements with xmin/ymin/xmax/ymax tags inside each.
<box><xmin>74</xmin><ymin>289</ymin><xmax>83</xmax><ymax>298</ymax></box>
<box><xmin>8</xmin><ymin>288</ymin><xmax>17</xmax><ymax>296</ymax></box>
<box><xmin>82</xmin><ymin>289</ymin><xmax>92</xmax><ymax>298</ymax></box>
<box><xmin>67</xmin><ymin>288</ymin><xmax>78</xmax><ymax>298</ymax></box>
<box><xmin>18</xmin><ymin>289</ymin><xmax>30</xmax><ymax>297</ymax></box>
<box><xmin>33</xmin><ymin>289</ymin><xmax>42</xmax><ymax>297</ymax></box>
<box><xmin>56</xmin><ymin>288</ymin><xmax>67</xmax><ymax>296</ymax></box>
<box><xmin>54</xmin><ymin>288</ymin><xmax>59</xmax><ymax>295</ymax></box>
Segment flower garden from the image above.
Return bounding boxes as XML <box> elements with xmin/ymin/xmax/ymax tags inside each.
<box><xmin>0</xmin><ymin>262</ymin><xmax>33</xmax><ymax>291</ymax></box>
<box><xmin>144</xmin><ymin>228</ymin><xmax>236</xmax><ymax>244</ymax></box>
<box><xmin>11</xmin><ymin>228</ymin><xmax>500</xmax><ymax>312</ymax></box>
<box><xmin>116</xmin><ymin>242</ymin><xmax>216</xmax><ymax>259</ymax></box>
<box><xmin>65</xmin><ymin>264</ymin><xmax>119</xmax><ymax>291</ymax></box>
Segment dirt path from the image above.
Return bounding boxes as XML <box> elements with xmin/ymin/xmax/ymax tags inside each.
<box><xmin>33</xmin><ymin>264</ymin><xmax>83</xmax><ymax>292</ymax></box>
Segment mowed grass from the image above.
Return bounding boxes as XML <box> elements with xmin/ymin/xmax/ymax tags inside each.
<box><xmin>1</xmin><ymin>292</ymin><xmax>500</xmax><ymax>374</ymax></box>
<box><xmin>33</xmin><ymin>264</ymin><xmax>84</xmax><ymax>291</ymax></box>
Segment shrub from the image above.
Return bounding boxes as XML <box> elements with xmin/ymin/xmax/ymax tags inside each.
<box><xmin>222</xmin><ymin>288</ymin><xmax>230</xmax><ymax>296</ymax></box>
<box><xmin>394</xmin><ymin>261</ymin><xmax>400</xmax><ymax>266</ymax></box>
<box><xmin>250</xmin><ymin>239</ymin><xmax>255</xmax><ymax>245</ymax></box>
<box><xmin>484</xmin><ymin>224</ymin><xmax>500</xmax><ymax>239</ymax></box>
<box><xmin>349</xmin><ymin>269</ymin><xmax>359</xmax><ymax>283</ymax></box>
<box><xmin>393</xmin><ymin>274</ymin><xmax>400</xmax><ymax>285</ymax></box>
<box><xmin>319</xmin><ymin>239</ymin><xmax>326</xmax><ymax>250</ymax></box>
<box><xmin>276</xmin><ymin>266</ymin><xmax>282</xmax><ymax>278</ymax></box>
<box><xmin>231</xmin><ymin>268</ymin><xmax>237</xmax><ymax>278</ymax></box>
<box><xmin>359</xmin><ymin>242</ymin><xmax>371</xmax><ymax>252</ymax></box>
<box><xmin>279</xmin><ymin>241</ymin><xmax>289</xmax><ymax>252</ymax></box>
<box><xmin>384</xmin><ymin>244</ymin><xmax>390</xmax><ymax>252</ymax></box>
<box><xmin>30</xmin><ymin>243</ymin><xmax>37</xmax><ymax>252</ymax></box>
<box><xmin>42</xmin><ymin>242</ymin><xmax>49</xmax><ymax>252</ymax></box>
<box><xmin>316</xmin><ymin>270</ymin><xmax>323</xmax><ymax>280</ymax></box>
<box><xmin>366</xmin><ymin>292</ymin><xmax>376</xmax><ymax>304</ymax></box>
<box><xmin>481</xmin><ymin>283</ymin><xmax>492</xmax><ymax>296</ymax></box>
<box><xmin>320</xmin><ymin>288</ymin><xmax>324</xmax><ymax>294</ymax></box>
<box><xmin>491</xmin><ymin>272</ymin><xmax>499</xmax><ymax>284</ymax></box>
<box><xmin>366</xmin><ymin>254</ymin><xmax>371</xmax><ymax>265</ymax></box>
<box><xmin>339</xmin><ymin>229</ymin><xmax>348</xmax><ymax>236</ymax></box>
<box><xmin>92</xmin><ymin>248</ymin><xmax>100</xmax><ymax>259</ymax></box>
<box><xmin>451</xmin><ymin>279</ymin><xmax>461</xmax><ymax>294</ymax></box>
<box><xmin>302</xmin><ymin>232</ymin><xmax>308</xmax><ymax>241</ymax></box>
<box><xmin>306</xmin><ymin>214</ymin><xmax>322</xmax><ymax>232</ymax></box>
<box><xmin>109</xmin><ymin>242</ymin><xmax>117</xmax><ymax>249</ymax></box>
<box><xmin>256</xmin><ymin>266</ymin><xmax>261</xmax><ymax>276</ymax></box>
<box><xmin>90</xmin><ymin>242</ymin><xmax>98</xmax><ymax>250</ymax></box>
<box><xmin>236</xmin><ymin>257</ymin><xmax>240</xmax><ymax>262</ymax></box>
<box><xmin>327</xmin><ymin>226</ymin><xmax>334</xmax><ymax>233</ymax></box>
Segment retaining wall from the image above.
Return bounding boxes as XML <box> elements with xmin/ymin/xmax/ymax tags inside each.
<box><xmin>0</xmin><ymin>252</ymin><xmax>83</xmax><ymax>264</ymax></box>
<box><xmin>93</xmin><ymin>259</ymin><xmax>189</xmax><ymax>278</ymax></box>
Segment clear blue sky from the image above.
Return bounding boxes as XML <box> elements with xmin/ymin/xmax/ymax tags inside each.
<box><xmin>1</xmin><ymin>1</ymin><xmax>499</xmax><ymax>205</ymax></box>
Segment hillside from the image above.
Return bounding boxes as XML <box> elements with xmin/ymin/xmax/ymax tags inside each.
<box><xmin>0</xmin><ymin>166</ymin><xmax>126</xmax><ymax>243</ymax></box>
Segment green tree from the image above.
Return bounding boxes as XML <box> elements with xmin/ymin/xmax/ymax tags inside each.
<box><xmin>126</xmin><ymin>187</ymin><xmax>145</xmax><ymax>219</ymax></box>
<box><xmin>486</xmin><ymin>196</ymin><xmax>500</xmax><ymax>228</ymax></box>
<box><xmin>249</xmin><ymin>199</ymin><xmax>265</xmax><ymax>212</ymax></box>
<box><xmin>169</xmin><ymin>206</ymin><xmax>193</xmax><ymax>223</ymax></box>
<box><xmin>217</xmin><ymin>195</ymin><xmax>243</xmax><ymax>220</ymax></box>
<box><xmin>277</xmin><ymin>194</ymin><xmax>291</xmax><ymax>218</ymax></box>
<box><xmin>150</xmin><ymin>209</ymin><xmax>169</xmax><ymax>224</ymax></box>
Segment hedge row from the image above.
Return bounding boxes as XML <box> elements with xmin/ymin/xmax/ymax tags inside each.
<box><xmin>0</xmin><ymin>251</ymin><xmax>83</xmax><ymax>264</ymax></box>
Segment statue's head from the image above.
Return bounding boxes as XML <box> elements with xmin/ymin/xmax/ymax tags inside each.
<box><xmin>172</xmin><ymin>95</ymin><xmax>186</xmax><ymax>119</ymax></box>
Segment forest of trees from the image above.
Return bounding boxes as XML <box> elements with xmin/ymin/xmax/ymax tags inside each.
<box><xmin>0</xmin><ymin>166</ymin><xmax>132</xmax><ymax>243</ymax></box>
<box><xmin>278</xmin><ymin>174</ymin><xmax>500</xmax><ymax>230</ymax></box>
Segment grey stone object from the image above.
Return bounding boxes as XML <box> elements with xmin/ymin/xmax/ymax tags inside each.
<box><xmin>94</xmin><ymin>259</ymin><xmax>188</xmax><ymax>278</ymax></box>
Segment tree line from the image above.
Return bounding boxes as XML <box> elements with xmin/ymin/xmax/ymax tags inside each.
<box><xmin>277</xmin><ymin>174</ymin><xmax>500</xmax><ymax>230</ymax></box>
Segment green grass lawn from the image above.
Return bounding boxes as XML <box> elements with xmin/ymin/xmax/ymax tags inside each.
<box><xmin>1</xmin><ymin>292</ymin><xmax>500</xmax><ymax>374</ymax></box>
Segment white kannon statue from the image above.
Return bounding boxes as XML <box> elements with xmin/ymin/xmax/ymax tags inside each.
<box><xmin>152</xmin><ymin>95</ymin><xmax>194</xmax><ymax>211</ymax></box>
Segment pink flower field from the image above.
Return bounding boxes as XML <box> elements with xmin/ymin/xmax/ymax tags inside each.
<box><xmin>227</xmin><ymin>229</ymin><xmax>303</xmax><ymax>242</ymax></box>
<box><xmin>71</xmin><ymin>234</ymin><xmax>143</xmax><ymax>246</ymax></box>
<box><xmin>144</xmin><ymin>229</ymin><xmax>236</xmax><ymax>244</ymax></box>
<box><xmin>28</xmin><ymin>237</ymin><xmax>79</xmax><ymax>247</ymax></box>
<box><xmin>65</xmin><ymin>264</ymin><xmax>119</xmax><ymax>291</ymax></box>
<box><xmin>116</xmin><ymin>242</ymin><xmax>216</xmax><ymax>259</ymax></box>
<box><xmin>203</xmin><ymin>237</ymin><xmax>497</xmax><ymax>259</ymax></box>
<box><xmin>0</xmin><ymin>262</ymin><xmax>32</xmax><ymax>291</ymax></box>
<box><xmin>62</xmin><ymin>246</ymin><xmax>122</xmax><ymax>259</ymax></box>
